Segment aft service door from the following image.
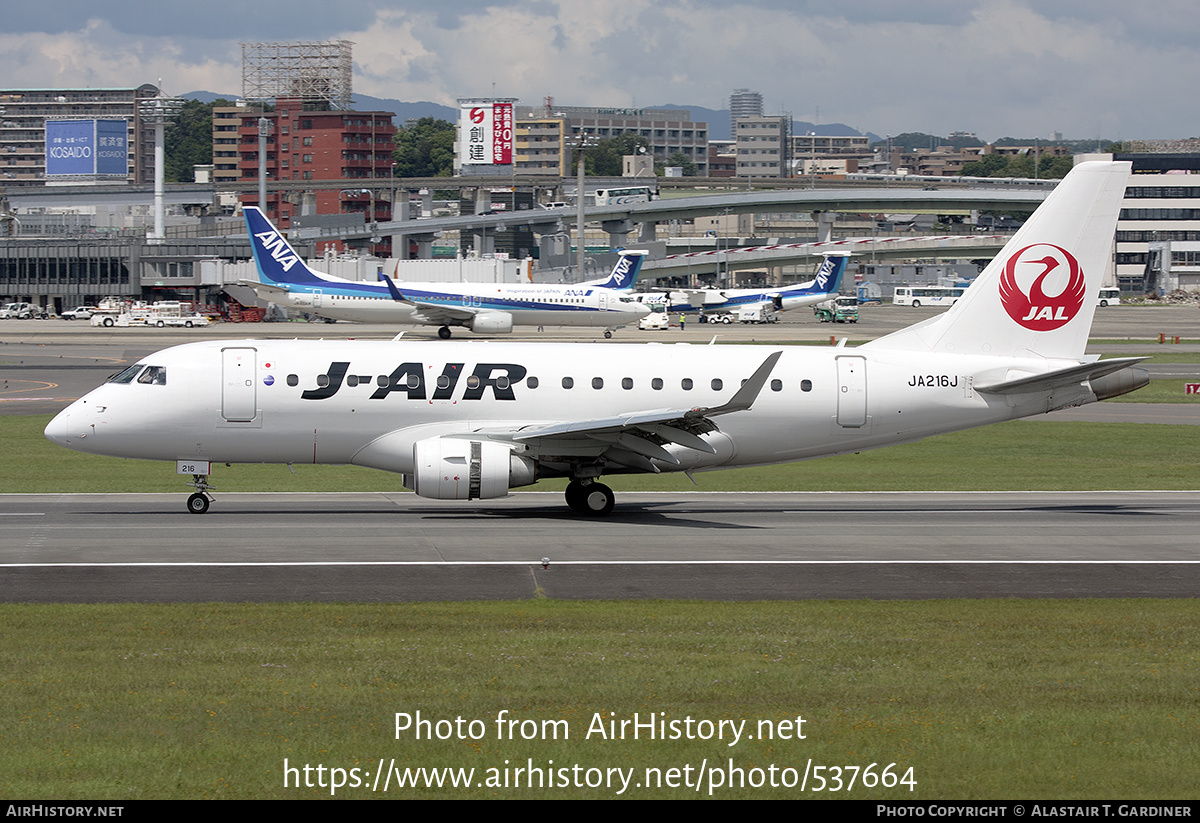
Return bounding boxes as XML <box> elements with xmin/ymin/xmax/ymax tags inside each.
<box><xmin>221</xmin><ymin>347</ymin><xmax>257</xmax><ymax>422</ymax></box>
<box><xmin>836</xmin><ymin>355</ymin><xmax>867</xmax><ymax>428</ymax></box>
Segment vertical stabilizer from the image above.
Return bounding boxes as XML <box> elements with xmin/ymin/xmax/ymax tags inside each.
<box><xmin>244</xmin><ymin>207</ymin><xmax>329</xmax><ymax>287</ymax></box>
<box><xmin>864</xmin><ymin>161</ymin><xmax>1130</xmax><ymax>360</ymax></box>
<box><xmin>590</xmin><ymin>249</ymin><xmax>648</xmax><ymax>290</ymax></box>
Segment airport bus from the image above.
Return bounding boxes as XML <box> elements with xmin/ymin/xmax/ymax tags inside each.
<box><xmin>1097</xmin><ymin>287</ymin><xmax>1121</xmax><ymax>306</ymax></box>
<box><xmin>892</xmin><ymin>285</ymin><xmax>966</xmax><ymax>308</ymax></box>
<box><xmin>591</xmin><ymin>186</ymin><xmax>657</xmax><ymax>206</ymax></box>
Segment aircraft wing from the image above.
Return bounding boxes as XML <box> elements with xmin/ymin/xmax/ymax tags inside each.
<box><xmin>375</xmin><ymin>273</ymin><xmax>485</xmax><ymax>324</ymax></box>
<box><xmin>404</xmin><ymin>301</ymin><xmax>485</xmax><ymax>325</ymax></box>
<box><xmin>493</xmin><ymin>351</ymin><xmax>783</xmax><ymax>472</ymax></box>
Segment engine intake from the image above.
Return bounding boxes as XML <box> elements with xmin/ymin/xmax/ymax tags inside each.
<box><xmin>411</xmin><ymin>438</ymin><xmax>536</xmax><ymax>500</ymax></box>
<box><xmin>469</xmin><ymin>312</ymin><xmax>514</xmax><ymax>335</ymax></box>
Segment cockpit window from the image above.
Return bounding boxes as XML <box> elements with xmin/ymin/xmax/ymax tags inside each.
<box><xmin>137</xmin><ymin>366</ymin><xmax>167</xmax><ymax>385</ymax></box>
<box><xmin>108</xmin><ymin>365</ymin><xmax>145</xmax><ymax>384</ymax></box>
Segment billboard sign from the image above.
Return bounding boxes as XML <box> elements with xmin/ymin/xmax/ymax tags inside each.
<box><xmin>459</xmin><ymin>100</ymin><xmax>514</xmax><ymax>166</ymax></box>
<box><xmin>45</xmin><ymin>119</ymin><xmax>128</xmax><ymax>177</ymax></box>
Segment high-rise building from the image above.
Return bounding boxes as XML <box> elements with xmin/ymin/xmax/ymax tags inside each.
<box><xmin>735</xmin><ymin>115</ymin><xmax>790</xmax><ymax>177</ymax></box>
<box><xmin>0</xmin><ymin>84</ymin><xmax>161</xmax><ymax>187</ymax></box>
<box><xmin>515</xmin><ymin>105</ymin><xmax>709</xmax><ymax>176</ymax></box>
<box><xmin>729</xmin><ymin>89</ymin><xmax>763</xmax><ymax>139</ymax></box>
<box><xmin>226</xmin><ymin>98</ymin><xmax>396</xmax><ymax>253</ymax></box>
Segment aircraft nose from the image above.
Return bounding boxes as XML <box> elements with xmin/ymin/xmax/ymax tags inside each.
<box><xmin>44</xmin><ymin>399</ymin><xmax>99</xmax><ymax>450</ymax></box>
<box><xmin>44</xmin><ymin>407</ymin><xmax>75</xmax><ymax>447</ymax></box>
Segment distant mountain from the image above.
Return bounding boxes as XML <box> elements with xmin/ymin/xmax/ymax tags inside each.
<box><xmin>655</xmin><ymin>104</ymin><xmax>878</xmax><ymax>142</ymax></box>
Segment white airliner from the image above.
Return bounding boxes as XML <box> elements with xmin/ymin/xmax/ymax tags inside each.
<box><xmin>46</xmin><ymin>162</ymin><xmax>1146</xmax><ymax>517</ymax></box>
<box><xmin>240</xmin><ymin>206</ymin><xmax>649</xmax><ymax>338</ymax></box>
<box><xmin>637</xmin><ymin>252</ymin><xmax>850</xmax><ymax>317</ymax></box>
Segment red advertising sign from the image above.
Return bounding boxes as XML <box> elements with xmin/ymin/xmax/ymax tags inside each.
<box><xmin>491</xmin><ymin>102</ymin><xmax>512</xmax><ymax>165</ymax></box>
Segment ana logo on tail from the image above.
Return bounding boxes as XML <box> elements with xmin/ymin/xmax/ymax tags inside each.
<box><xmin>610</xmin><ymin>255</ymin><xmax>636</xmax><ymax>287</ymax></box>
<box><xmin>998</xmin><ymin>243</ymin><xmax>1085</xmax><ymax>331</ymax></box>
<box><xmin>253</xmin><ymin>230</ymin><xmax>301</xmax><ymax>272</ymax></box>
<box><xmin>814</xmin><ymin>257</ymin><xmax>837</xmax><ymax>288</ymax></box>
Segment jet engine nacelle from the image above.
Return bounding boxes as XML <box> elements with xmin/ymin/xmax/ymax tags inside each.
<box><xmin>410</xmin><ymin>437</ymin><xmax>536</xmax><ymax>500</ymax></box>
<box><xmin>469</xmin><ymin>312</ymin><xmax>514</xmax><ymax>335</ymax></box>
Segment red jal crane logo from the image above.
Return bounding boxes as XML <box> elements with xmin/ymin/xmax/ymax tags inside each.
<box><xmin>998</xmin><ymin>243</ymin><xmax>1085</xmax><ymax>331</ymax></box>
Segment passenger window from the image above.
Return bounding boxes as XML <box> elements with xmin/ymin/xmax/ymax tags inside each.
<box><xmin>347</xmin><ymin>374</ymin><xmax>359</xmax><ymax>387</ymax></box>
<box><xmin>681</xmin><ymin>378</ymin><xmax>693</xmax><ymax>390</ymax></box>
<box><xmin>592</xmin><ymin>377</ymin><xmax>604</xmax><ymax>389</ymax></box>
<box><xmin>466</xmin><ymin>375</ymin><xmax>481</xmax><ymax>389</ymax></box>
<box><xmin>287</xmin><ymin>374</ymin><xmax>299</xmax><ymax>387</ymax></box>
<box><xmin>651</xmin><ymin>378</ymin><xmax>663</xmax><ymax>390</ymax></box>
<box><xmin>621</xmin><ymin>377</ymin><xmax>633</xmax><ymax>390</ymax></box>
<box><xmin>496</xmin><ymin>376</ymin><xmax>510</xmax><ymax>390</ymax></box>
<box><xmin>526</xmin><ymin>376</ymin><xmax>539</xmax><ymax>389</ymax></box>
<box><xmin>437</xmin><ymin>375</ymin><xmax>451</xmax><ymax>390</ymax></box>
<box><xmin>771</xmin><ymin>379</ymin><xmax>783</xmax><ymax>392</ymax></box>
<box><xmin>317</xmin><ymin>374</ymin><xmax>330</xmax><ymax>388</ymax></box>
<box><xmin>711</xmin><ymin>378</ymin><xmax>723</xmax><ymax>391</ymax></box>
<box><xmin>801</xmin><ymin>379</ymin><xmax>813</xmax><ymax>392</ymax></box>
<box><xmin>562</xmin><ymin>376</ymin><xmax>574</xmax><ymax>389</ymax></box>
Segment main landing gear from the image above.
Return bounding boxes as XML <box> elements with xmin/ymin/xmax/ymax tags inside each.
<box><xmin>565</xmin><ymin>480</ymin><xmax>615</xmax><ymax>516</ymax></box>
<box><xmin>438</xmin><ymin>326</ymin><xmax>452</xmax><ymax>339</ymax></box>
<box><xmin>186</xmin><ymin>474</ymin><xmax>212</xmax><ymax>514</ymax></box>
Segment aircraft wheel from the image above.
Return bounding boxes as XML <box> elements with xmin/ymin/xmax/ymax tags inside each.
<box><xmin>565</xmin><ymin>481</ymin><xmax>587</xmax><ymax>513</ymax></box>
<box><xmin>581</xmin><ymin>483</ymin><xmax>615</xmax><ymax>517</ymax></box>
<box><xmin>604</xmin><ymin>330</ymin><xmax>613</xmax><ymax>339</ymax></box>
<box><xmin>438</xmin><ymin>326</ymin><xmax>452</xmax><ymax>340</ymax></box>
<box><xmin>186</xmin><ymin>493</ymin><xmax>210</xmax><ymax>514</ymax></box>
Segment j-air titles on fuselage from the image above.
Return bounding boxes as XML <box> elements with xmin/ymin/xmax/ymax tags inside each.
<box><xmin>300</xmin><ymin>361</ymin><xmax>526</xmax><ymax>402</ymax></box>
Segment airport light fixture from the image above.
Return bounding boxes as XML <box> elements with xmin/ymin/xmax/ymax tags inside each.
<box><xmin>565</xmin><ymin>133</ymin><xmax>599</xmax><ymax>278</ymax></box>
<box><xmin>138</xmin><ymin>89</ymin><xmax>185</xmax><ymax>243</ymax></box>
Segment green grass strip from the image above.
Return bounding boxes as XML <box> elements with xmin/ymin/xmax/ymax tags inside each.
<box><xmin>1</xmin><ymin>600</ymin><xmax>1196</xmax><ymax>799</ymax></box>
<box><xmin>5</xmin><ymin>415</ymin><xmax>1198</xmax><ymax>494</ymax></box>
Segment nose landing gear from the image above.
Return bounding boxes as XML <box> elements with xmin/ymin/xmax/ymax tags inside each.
<box><xmin>186</xmin><ymin>474</ymin><xmax>213</xmax><ymax>514</ymax></box>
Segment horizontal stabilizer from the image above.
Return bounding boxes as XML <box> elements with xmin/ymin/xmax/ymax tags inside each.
<box><xmin>237</xmin><ymin>279</ymin><xmax>290</xmax><ymax>296</ymax></box>
<box><xmin>974</xmin><ymin>357</ymin><xmax>1148</xmax><ymax>395</ymax></box>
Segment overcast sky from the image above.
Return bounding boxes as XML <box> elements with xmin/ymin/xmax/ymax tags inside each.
<box><xmin>3</xmin><ymin>1</ymin><xmax>1193</xmax><ymax>142</ymax></box>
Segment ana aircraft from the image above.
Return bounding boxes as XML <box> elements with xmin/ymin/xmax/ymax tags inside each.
<box><xmin>46</xmin><ymin>162</ymin><xmax>1146</xmax><ymax>517</ymax></box>
<box><xmin>635</xmin><ymin>252</ymin><xmax>849</xmax><ymax>317</ymax></box>
<box><xmin>240</xmin><ymin>206</ymin><xmax>649</xmax><ymax>337</ymax></box>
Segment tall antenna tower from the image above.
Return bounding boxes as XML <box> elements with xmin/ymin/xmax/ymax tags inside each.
<box><xmin>241</xmin><ymin>40</ymin><xmax>354</xmax><ymax>109</ymax></box>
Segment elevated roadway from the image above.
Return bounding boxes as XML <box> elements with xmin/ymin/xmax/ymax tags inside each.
<box><xmin>288</xmin><ymin>186</ymin><xmax>1051</xmax><ymax>250</ymax></box>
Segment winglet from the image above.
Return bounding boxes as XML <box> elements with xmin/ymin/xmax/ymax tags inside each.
<box><xmin>689</xmin><ymin>350</ymin><xmax>782</xmax><ymax>419</ymax></box>
<box><xmin>377</xmin><ymin>272</ymin><xmax>409</xmax><ymax>304</ymax></box>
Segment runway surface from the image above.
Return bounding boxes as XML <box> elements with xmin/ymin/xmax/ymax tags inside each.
<box><xmin>3</xmin><ymin>491</ymin><xmax>1198</xmax><ymax>602</ymax></box>
<box><xmin>3</xmin><ymin>310</ymin><xmax>1198</xmax><ymax>603</ymax></box>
